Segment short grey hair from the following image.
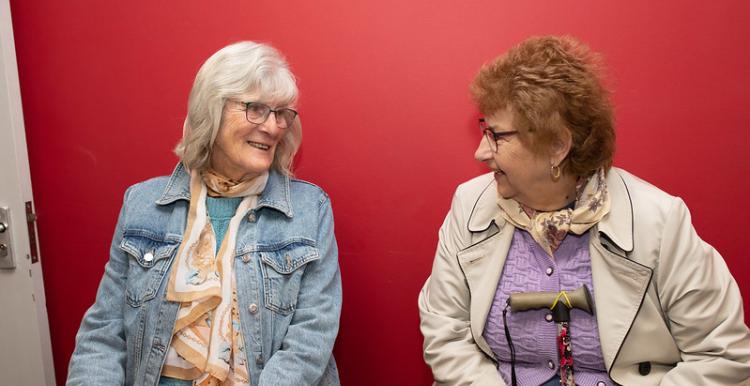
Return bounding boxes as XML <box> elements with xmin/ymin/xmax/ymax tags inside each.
<box><xmin>175</xmin><ymin>41</ymin><xmax>301</xmax><ymax>175</ymax></box>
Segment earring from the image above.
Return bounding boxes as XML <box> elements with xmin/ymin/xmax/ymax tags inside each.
<box><xmin>550</xmin><ymin>164</ymin><xmax>561</xmax><ymax>181</ymax></box>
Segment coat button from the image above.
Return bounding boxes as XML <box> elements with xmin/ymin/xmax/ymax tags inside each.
<box><xmin>638</xmin><ymin>361</ymin><xmax>651</xmax><ymax>375</ymax></box>
<box><xmin>545</xmin><ymin>267</ymin><xmax>554</xmax><ymax>276</ymax></box>
<box><xmin>547</xmin><ymin>360</ymin><xmax>555</xmax><ymax>369</ymax></box>
<box><xmin>143</xmin><ymin>252</ymin><xmax>154</xmax><ymax>262</ymax></box>
<box><xmin>242</xmin><ymin>254</ymin><xmax>250</xmax><ymax>263</ymax></box>
<box><xmin>247</xmin><ymin>212</ymin><xmax>256</xmax><ymax>222</ymax></box>
<box><xmin>545</xmin><ymin>313</ymin><xmax>553</xmax><ymax>322</ymax></box>
<box><xmin>249</xmin><ymin>303</ymin><xmax>258</xmax><ymax>314</ymax></box>
<box><xmin>256</xmin><ymin>354</ymin><xmax>264</xmax><ymax>365</ymax></box>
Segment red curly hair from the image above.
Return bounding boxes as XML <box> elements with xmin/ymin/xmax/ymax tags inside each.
<box><xmin>470</xmin><ymin>36</ymin><xmax>615</xmax><ymax>177</ymax></box>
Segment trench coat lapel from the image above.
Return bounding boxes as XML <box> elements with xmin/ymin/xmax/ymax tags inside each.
<box><xmin>457</xmin><ymin>221</ymin><xmax>515</xmax><ymax>359</ymax></box>
<box><xmin>455</xmin><ymin>177</ymin><xmax>515</xmax><ymax>359</ymax></box>
<box><xmin>590</xmin><ymin>169</ymin><xmax>653</xmax><ymax>370</ymax></box>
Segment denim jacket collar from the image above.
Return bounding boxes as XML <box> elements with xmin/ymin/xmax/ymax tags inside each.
<box><xmin>155</xmin><ymin>162</ymin><xmax>294</xmax><ymax>218</ymax></box>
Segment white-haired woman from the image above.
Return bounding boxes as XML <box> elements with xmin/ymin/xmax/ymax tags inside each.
<box><xmin>67</xmin><ymin>41</ymin><xmax>342</xmax><ymax>386</ymax></box>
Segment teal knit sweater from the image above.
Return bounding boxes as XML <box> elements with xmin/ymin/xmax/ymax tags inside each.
<box><xmin>205</xmin><ymin>196</ymin><xmax>243</xmax><ymax>253</ymax></box>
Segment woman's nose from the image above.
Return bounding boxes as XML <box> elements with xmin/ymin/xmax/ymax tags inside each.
<box><xmin>474</xmin><ymin>138</ymin><xmax>493</xmax><ymax>162</ymax></box>
<box><xmin>259</xmin><ymin>112</ymin><xmax>282</xmax><ymax>134</ymax></box>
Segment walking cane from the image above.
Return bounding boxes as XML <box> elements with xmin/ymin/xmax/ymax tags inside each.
<box><xmin>505</xmin><ymin>285</ymin><xmax>593</xmax><ymax>386</ymax></box>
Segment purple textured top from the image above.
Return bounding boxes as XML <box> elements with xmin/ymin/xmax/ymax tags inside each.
<box><xmin>482</xmin><ymin>229</ymin><xmax>614</xmax><ymax>386</ymax></box>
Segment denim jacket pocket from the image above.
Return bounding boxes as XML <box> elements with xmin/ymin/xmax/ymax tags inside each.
<box><xmin>120</xmin><ymin>232</ymin><xmax>179</xmax><ymax>307</ymax></box>
<box><xmin>259</xmin><ymin>240</ymin><xmax>320</xmax><ymax>315</ymax></box>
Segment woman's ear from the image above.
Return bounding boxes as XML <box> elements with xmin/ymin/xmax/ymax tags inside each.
<box><xmin>550</xmin><ymin>128</ymin><xmax>572</xmax><ymax>166</ymax></box>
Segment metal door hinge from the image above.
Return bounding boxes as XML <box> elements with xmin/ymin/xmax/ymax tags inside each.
<box><xmin>26</xmin><ymin>201</ymin><xmax>39</xmax><ymax>264</ymax></box>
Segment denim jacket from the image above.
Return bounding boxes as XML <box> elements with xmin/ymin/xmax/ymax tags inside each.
<box><xmin>67</xmin><ymin>163</ymin><xmax>342</xmax><ymax>386</ymax></box>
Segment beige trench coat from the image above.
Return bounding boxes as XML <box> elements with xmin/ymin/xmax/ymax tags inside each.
<box><xmin>418</xmin><ymin>168</ymin><xmax>750</xmax><ymax>386</ymax></box>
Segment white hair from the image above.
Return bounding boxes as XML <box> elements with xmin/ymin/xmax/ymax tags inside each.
<box><xmin>174</xmin><ymin>41</ymin><xmax>301</xmax><ymax>175</ymax></box>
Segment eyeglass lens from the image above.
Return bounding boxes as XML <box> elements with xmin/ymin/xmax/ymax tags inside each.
<box><xmin>245</xmin><ymin>102</ymin><xmax>298</xmax><ymax>128</ymax></box>
<box><xmin>479</xmin><ymin>118</ymin><xmax>498</xmax><ymax>152</ymax></box>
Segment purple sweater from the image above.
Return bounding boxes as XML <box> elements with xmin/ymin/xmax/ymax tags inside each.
<box><xmin>482</xmin><ymin>229</ymin><xmax>614</xmax><ymax>386</ymax></box>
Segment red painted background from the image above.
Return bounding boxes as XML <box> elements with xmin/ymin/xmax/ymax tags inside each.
<box><xmin>9</xmin><ymin>1</ymin><xmax>750</xmax><ymax>384</ymax></box>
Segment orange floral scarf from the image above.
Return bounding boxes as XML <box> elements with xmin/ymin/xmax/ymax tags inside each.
<box><xmin>161</xmin><ymin>168</ymin><xmax>267</xmax><ymax>385</ymax></box>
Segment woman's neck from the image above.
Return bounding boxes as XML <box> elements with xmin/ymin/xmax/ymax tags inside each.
<box><xmin>208</xmin><ymin>164</ymin><xmax>261</xmax><ymax>182</ymax></box>
<box><xmin>519</xmin><ymin>174</ymin><xmax>579</xmax><ymax>212</ymax></box>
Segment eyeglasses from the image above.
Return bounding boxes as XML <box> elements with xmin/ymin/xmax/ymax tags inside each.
<box><xmin>241</xmin><ymin>101</ymin><xmax>298</xmax><ymax>129</ymax></box>
<box><xmin>480</xmin><ymin>118</ymin><xmax>518</xmax><ymax>153</ymax></box>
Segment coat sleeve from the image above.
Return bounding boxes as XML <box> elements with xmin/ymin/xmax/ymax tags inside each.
<box><xmin>258</xmin><ymin>195</ymin><xmax>342</xmax><ymax>386</ymax></box>
<box><xmin>657</xmin><ymin>198</ymin><xmax>750</xmax><ymax>386</ymax></box>
<box><xmin>66</xmin><ymin>188</ymin><xmax>132</xmax><ymax>386</ymax></box>
<box><xmin>418</xmin><ymin>187</ymin><xmax>505</xmax><ymax>386</ymax></box>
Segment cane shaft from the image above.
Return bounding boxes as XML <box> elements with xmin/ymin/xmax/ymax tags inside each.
<box><xmin>557</xmin><ymin>321</ymin><xmax>575</xmax><ymax>386</ymax></box>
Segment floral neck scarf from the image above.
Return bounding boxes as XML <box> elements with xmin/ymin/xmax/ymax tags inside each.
<box><xmin>496</xmin><ymin>168</ymin><xmax>610</xmax><ymax>257</ymax></box>
<box><xmin>202</xmin><ymin>169</ymin><xmax>264</xmax><ymax>197</ymax></box>
<box><xmin>162</xmin><ymin>168</ymin><xmax>268</xmax><ymax>385</ymax></box>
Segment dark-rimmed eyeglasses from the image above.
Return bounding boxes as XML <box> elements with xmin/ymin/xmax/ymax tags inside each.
<box><xmin>480</xmin><ymin>118</ymin><xmax>518</xmax><ymax>153</ymax></box>
<box><xmin>241</xmin><ymin>101</ymin><xmax>298</xmax><ymax>129</ymax></box>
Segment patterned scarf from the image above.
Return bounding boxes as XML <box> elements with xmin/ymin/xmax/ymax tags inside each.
<box><xmin>496</xmin><ymin>168</ymin><xmax>610</xmax><ymax>257</ymax></box>
<box><xmin>161</xmin><ymin>168</ymin><xmax>268</xmax><ymax>385</ymax></box>
<box><xmin>202</xmin><ymin>169</ymin><xmax>263</xmax><ymax>197</ymax></box>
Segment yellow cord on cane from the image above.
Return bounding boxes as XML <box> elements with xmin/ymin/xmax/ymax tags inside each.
<box><xmin>550</xmin><ymin>290</ymin><xmax>572</xmax><ymax>310</ymax></box>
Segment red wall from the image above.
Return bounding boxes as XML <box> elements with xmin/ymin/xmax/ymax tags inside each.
<box><xmin>9</xmin><ymin>1</ymin><xmax>750</xmax><ymax>384</ymax></box>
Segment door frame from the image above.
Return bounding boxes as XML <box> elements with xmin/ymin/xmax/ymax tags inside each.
<box><xmin>0</xmin><ymin>0</ymin><xmax>56</xmax><ymax>384</ymax></box>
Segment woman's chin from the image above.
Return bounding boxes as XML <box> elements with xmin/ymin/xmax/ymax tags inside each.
<box><xmin>236</xmin><ymin>156</ymin><xmax>273</xmax><ymax>177</ymax></box>
<box><xmin>494</xmin><ymin>173</ymin><xmax>516</xmax><ymax>199</ymax></box>
<box><xmin>242</xmin><ymin>164</ymin><xmax>272</xmax><ymax>178</ymax></box>
<box><xmin>494</xmin><ymin>184</ymin><xmax>516</xmax><ymax>200</ymax></box>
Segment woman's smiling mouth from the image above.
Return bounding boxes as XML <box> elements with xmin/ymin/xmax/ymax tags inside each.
<box><xmin>247</xmin><ymin>141</ymin><xmax>270</xmax><ymax>150</ymax></box>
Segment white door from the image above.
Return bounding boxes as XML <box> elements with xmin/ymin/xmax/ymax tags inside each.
<box><xmin>0</xmin><ymin>0</ymin><xmax>56</xmax><ymax>384</ymax></box>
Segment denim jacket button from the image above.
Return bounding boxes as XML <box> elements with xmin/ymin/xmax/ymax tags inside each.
<box><xmin>255</xmin><ymin>354</ymin><xmax>263</xmax><ymax>365</ymax></box>
<box><xmin>144</xmin><ymin>252</ymin><xmax>154</xmax><ymax>262</ymax></box>
<box><xmin>242</xmin><ymin>255</ymin><xmax>250</xmax><ymax>263</ymax></box>
<box><xmin>247</xmin><ymin>212</ymin><xmax>256</xmax><ymax>222</ymax></box>
<box><xmin>249</xmin><ymin>303</ymin><xmax>258</xmax><ymax>314</ymax></box>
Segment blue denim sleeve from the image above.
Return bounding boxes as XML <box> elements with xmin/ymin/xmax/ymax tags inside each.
<box><xmin>67</xmin><ymin>188</ymin><xmax>131</xmax><ymax>385</ymax></box>
<box><xmin>258</xmin><ymin>195</ymin><xmax>342</xmax><ymax>385</ymax></box>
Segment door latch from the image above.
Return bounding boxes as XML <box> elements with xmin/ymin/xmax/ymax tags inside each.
<box><xmin>0</xmin><ymin>206</ymin><xmax>16</xmax><ymax>269</ymax></box>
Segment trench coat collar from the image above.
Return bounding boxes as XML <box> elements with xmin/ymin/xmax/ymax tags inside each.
<box><xmin>155</xmin><ymin>162</ymin><xmax>294</xmax><ymax>218</ymax></box>
<box><xmin>466</xmin><ymin>168</ymin><xmax>634</xmax><ymax>254</ymax></box>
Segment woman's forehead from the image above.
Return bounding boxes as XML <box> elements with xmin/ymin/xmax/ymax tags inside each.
<box><xmin>484</xmin><ymin>106</ymin><xmax>514</xmax><ymax>129</ymax></box>
<box><xmin>235</xmin><ymin>91</ymin><xmax>296</xmax><ymax>107</ymax></box>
